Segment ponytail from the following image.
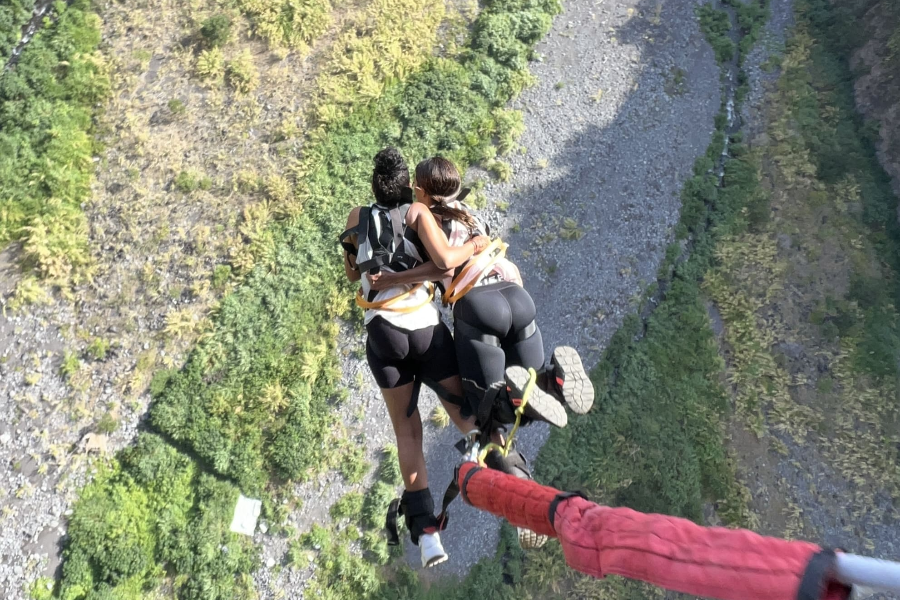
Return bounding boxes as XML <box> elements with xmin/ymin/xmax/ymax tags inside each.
<box><xmin>429</xmin><ymin>201</ymin><xmax>480</xmax><ymax>233</ymax></box>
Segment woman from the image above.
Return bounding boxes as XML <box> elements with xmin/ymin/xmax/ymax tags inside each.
<box><xmin>372</xmin><ymin>156</ymin><xmax>594</xmax><ymax>477</ymax></box>
<box><xmin>341</xmin><ymin>148</ymin><xmax>491</xmax><ymax>567</ymax></box>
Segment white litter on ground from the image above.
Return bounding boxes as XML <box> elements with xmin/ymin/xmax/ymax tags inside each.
<box><xmin>230</xmin><ymin>495</ymin><xmax>262</xmax><ymax>536</ymax></box>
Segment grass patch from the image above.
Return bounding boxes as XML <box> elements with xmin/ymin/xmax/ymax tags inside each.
<box><xmin>58</xmin><ymin>434</ymin><xmax>257</xmax><ymax>600</ymax></box>
<box><xmin>0</xmin><ymin>0</ymin><xmax>109</xmax><ymax>291</ymax></box>
<box><xmin>238</xmin><ymin>0</ymin><xmax>331</xmax><ymax>51</ymax></box>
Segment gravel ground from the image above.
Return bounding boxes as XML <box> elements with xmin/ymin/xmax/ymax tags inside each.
<box><xmin>3</xmin><ymin>0</ymin><xmax>726</xmax><ymax>596</ymax></box>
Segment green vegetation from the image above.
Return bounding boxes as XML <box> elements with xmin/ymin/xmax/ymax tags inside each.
<box><xmin>703</xmin><ymin>0</ymin><xmax>900</xmax><ymax>510</ymax></box>
<box><xmin>0</xmin><ymin>0</ymin><xmax>34</xmax><ymax>62</ymax></box>
<box><xmin>0</xmin><ymin>0</ymin><xmax>109</xmax><ymax>292</ymax></box>
<box><xmin>225</xmin><ymin>49</ymin><xmax>259</xmax><ymax>94</ymax></box>
<box><xmin>698</xmin><ymin>0</ymin><xmax>770</xmax><ymax>65</ymax></box>
<box><xmin>175</xmin><ymin>170</ymin><xmax>213</xmax><ymax>193</ymax></box>
<box><xmin>200</xmin><ymin>13</ymin><xmax>233</xmax><ymax>48</ymax></box>
<box><xmin>697</xmin><ymin>4</ymin><xmax>735</xmax><ymax>64</ymax></box>
<box><xmin>58</xmin><ymin>434</ymin><xmax>257</xmax><ymax>600</ymax></box>
<box><xmin>86</xmin><ymin>338</ymin><xmax>111</xmax><ymax>361</ymax></box>
<box><xmin>196</xmin><ymin>47</ymin><xmax>225</xmax><ymax>81</ymax></box>
<box><xmin>238</xmin><ymin>0</ymin><xmax>331</xmax><ymax>51</ymax></box>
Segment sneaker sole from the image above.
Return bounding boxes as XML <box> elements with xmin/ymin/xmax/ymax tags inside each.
<box><xmin>517</xmin><ymin>527</ymin><xmax>549</xmax><ymax>549</ymax></box>
<box><xmin>551</xmin><ymin>346</ymin><xmax>594</xmax><ymax>414</ymax></box>
<box><xmin>507</xmin><ymin>366</ymin><xmax>567</xmax><ymax>428</ymax></box>
<box><xmin>424</xmin><ymin>553</ymin><xmax>449</xmax><ymax>568</ymax></box>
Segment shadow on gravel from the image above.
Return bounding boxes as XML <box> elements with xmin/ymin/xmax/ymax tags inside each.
<box><xmin>413</xmin><ymin>0</ymin><xmax>722</xmax><ymax>580</ymax></box>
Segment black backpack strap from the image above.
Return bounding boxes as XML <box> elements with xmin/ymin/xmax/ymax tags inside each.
<box><xmin>435</xmin><ymin>464</ymin><xmax>462</xmax><ymax>531</ymax></box>
<box><xmin>388</xmin><ymin>206</ymin><xmax>404</xmax><ymax>247</ymax></box>
<box><xmin>338</xmin><ymin>228</ymin><xmax>358</xmax><ymax>256</ymax></box>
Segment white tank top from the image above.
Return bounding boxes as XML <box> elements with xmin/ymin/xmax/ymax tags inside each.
<box><xmin>361</xmin><ymin>236</ymin><xmax>440</xmax><ymax>331</ymax></box>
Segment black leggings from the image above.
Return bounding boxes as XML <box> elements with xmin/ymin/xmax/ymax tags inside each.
<box><xmin>452</xmin><ymin>281</ymin><xmax>544</xmax><ymax>398</ymax></box>
<box><xmin>366</xmin><ymin>316</ymin><xmax>458</xmax><ymax>390</ymax></box>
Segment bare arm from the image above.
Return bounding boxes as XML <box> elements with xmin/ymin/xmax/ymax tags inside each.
<box><xmin>342</xmin><ymin>207</ymin><xmax>362</xmax><ymax>283</ymax></box>
<box><xmin>406</xmin><ymin>202</ymin><xmax>488</xmax><ymax>270</ymax></box>
<box><xmin>367</xmin><ymin>261</ymin><xmax>453</xmax><ymax>291</ymax></box>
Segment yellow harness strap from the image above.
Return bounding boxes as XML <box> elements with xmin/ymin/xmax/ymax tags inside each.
<box><xmin>478</xmin><ymin>367</ymin><xmax>537</xmax><ymax>463</ymax></box>
<box><xmin>355</xmin><ymin>282</ymin><xmax>435</xmax><ymax>314</ymax></box>
<box><xmin>444</xmin><ymin>238</ymin><xmax>508</xmax><ymax>305</ymax></box>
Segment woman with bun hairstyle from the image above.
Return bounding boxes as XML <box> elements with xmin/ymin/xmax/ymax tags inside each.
<box><xmin>341</xmin><ymin>148</ymin><xmax>493</xmax><ymax>567</ymax></box>
<box><xmin>372</xmin><ymin>156</ymin><xmax>594</xmax><ymax>489</ymax></box>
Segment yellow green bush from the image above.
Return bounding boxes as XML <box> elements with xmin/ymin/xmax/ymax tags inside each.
<box><xmin>238</xmin><ymin>0</ymin><xmax>331</xmax><ymax>50</ymax></box>
<box><xmin>225</xmin><ymin>49</ymin><xmax>259</xmax><ymax>94</ymax></box>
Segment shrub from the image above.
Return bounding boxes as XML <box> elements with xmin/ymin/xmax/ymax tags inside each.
<box><xmin>174</xmin><ymin>170</ymin><xmax>212</xmax><ymax>193</ymax></box>
<box><xmin>96</xmin><ymin>412</ymin><xmax>118</xmax><ymax>434</ymax></box>
<box><xmin>60</xmin><ymin>351</ymin><xmax>80</xmax><ymax>379</ymax></box>
<box><xmin>195</xmin><ymin>47</ymin><xmax>225</xmax><ymax>80</ymax></box>
<box><xmin>698</xmin><ymin>5</ymin><xmax>735</xmax><ymax>64</ymax></box>
<box><xmin>200</xmin><ymin>13</ymin><xmax>232</xmax><ymax>48</ymax></box>
<box><xmin>211</xmin><ymin>264</ymin><xmax>232</xmax><ymax>289</ymax></box>
<box><xmin>87</xmin><ymin>338</ymin><xmax>111</xmax><ymax>361</ymax></box>
<box><xmin>238</xmin><ymin>0</ymin><xmax>330</xmax><ymax>49</ymax></box>
<box><xmin>226</xmin><ymin>50</ymin><xmax>259</xmax><ymax>94</ymax></box>
<box><xmin>330</xmin><ymin>492</ymin><xmax>364</xmax><ymax>520</ymax></box>
<box><xmin>167</xmin><ymin>98</ymin><xmax>186</xmax><ymax>114</ymax></box>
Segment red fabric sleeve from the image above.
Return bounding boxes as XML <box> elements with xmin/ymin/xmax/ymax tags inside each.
<box><xmin>457</xmin><ymin>462</ymin><xmax>850</xmax><ymax>600</ymax></box>
<box><xmin>457</xmin><ymin>463</ymin><xmax>558</xmax><ymax>537</ymax></box>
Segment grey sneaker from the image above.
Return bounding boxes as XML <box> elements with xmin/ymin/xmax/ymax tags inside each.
<box><xmin>550</xmin><ymin>346</ymin><xmax>594</xmax><ymax>414</ymax></box>
<box><xmin>506</xmin><ymin>365</ymin><xmax>567</xmax><ymax>428</ymax></box>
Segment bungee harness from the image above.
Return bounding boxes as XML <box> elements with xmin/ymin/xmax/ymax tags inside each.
<box><xmin>354</xmin><ymin>281</ymin><xmax>435</xmax><ymax>313</ymax></box>
<box><xmin>442</xmin><ymin>237</ymin><xmax>509</xmax><ymax>305</ymax></box>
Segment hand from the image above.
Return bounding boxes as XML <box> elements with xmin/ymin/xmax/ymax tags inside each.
<box><xmin>469</xmin><ymin>235</ymin><xmax>490</xmax><ymax>253</ymax></box>
<box><xmin>367</xmin><ymin>270</ymin><xmax>393</xmax><ymax>291</ymax></box>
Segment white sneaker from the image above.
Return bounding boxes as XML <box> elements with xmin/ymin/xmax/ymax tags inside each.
<box><xmin>419</xmin><ymin>532</ymin><xmax>448</xmax><ymax>568</ymax></box>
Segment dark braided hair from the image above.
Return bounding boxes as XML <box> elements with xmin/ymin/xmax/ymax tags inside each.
<box><xmin>372</xmin><ymin>148</ymin><xmax>410</xmax><ymax>207</ymax></box>
<box><xmin>414</xmin><ymin>156</ymin><xmax>479</xmax><ymax>232</ymax></box>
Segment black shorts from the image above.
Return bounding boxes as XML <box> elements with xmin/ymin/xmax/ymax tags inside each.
<box><xmin>365</xmin><ymin>316</ymin><xmax>459</xmax><ymax>391</ymax></box>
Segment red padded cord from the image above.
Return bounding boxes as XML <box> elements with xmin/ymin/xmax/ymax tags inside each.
<box><xmin>457</xmin><ymin>462</ymin><xmax>850</xmax><ymax>600</ymax></box>
<box><xmin>457</xmin><ymin>462</ymin><xmax>558</xmax><ymax>537</ymax></box>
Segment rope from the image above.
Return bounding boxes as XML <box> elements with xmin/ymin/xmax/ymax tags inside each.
<box><xmin>478</xmin><ymin>367</ymin><xmax>537</xmax><ymax>462</ymax></box>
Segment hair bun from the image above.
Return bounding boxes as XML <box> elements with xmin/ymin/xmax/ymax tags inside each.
<box><xmin>373</xmin><ymin>147</ymin><xmax>406</xmax><ymax>176</ymax></box>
